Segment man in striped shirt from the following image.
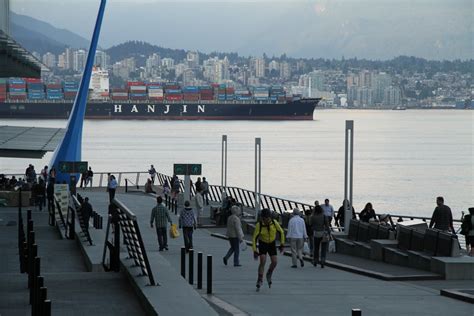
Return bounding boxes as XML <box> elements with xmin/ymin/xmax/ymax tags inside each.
<box><xmin>150</xmin><ymin>196</ymin><xmax>172</xmax><ymax>251</ymax></box>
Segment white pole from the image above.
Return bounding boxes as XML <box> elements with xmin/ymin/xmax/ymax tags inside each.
<box><xmin>221</xmin><ymin>135</ymin><xmax>227</xmax><ymax>193</ymax></box>
<box><xmin>184</xmin><ymin>175</ymin><xmax>191</xmax><ymax>203</ymax></box>
<box><xmin>344</xmin><ymin>120</ymin><xmax>354</xmax><ymax>231</ymax></box>
<box><xmin>255</xmin><ymin>137</ymin><xmax>261</xmax><ymax>220</ymax></box>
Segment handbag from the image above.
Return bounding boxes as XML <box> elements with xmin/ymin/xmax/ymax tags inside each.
<box><xmin>170</xmin><ymin>224</ymin><xmax>180</xmax><ymax>238</ymax></box>
<box><xmin>303</xmin><ymin>241</ymin><xmax>310</xmax><ymax>254</ymax></box>
<box><xmin>322</xmin><ymin>231</ymin><xmax>331</xmax><ymax>243</ymax></box>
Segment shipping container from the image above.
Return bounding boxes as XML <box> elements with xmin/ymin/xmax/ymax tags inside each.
<box><xmin>110</xmin><ymin>95</ymin><xmax>129</xmax><ymax>100</ymax></box>
<box><xmin>165</xmin><ymin>89</ymin><xmax>182</xmax><ymax>94</ymax></box>
<box><xmin>183</xmin><ymin>94</ymin><xmax>200</xmax><ymax>101</ymax></box>
<box><xmin>127</xmin><ymin>81</ymin><xmax>145</xmax><ymax>86</ymax></box>
<box><xmin>9</xmin><ymin>78</ymin><xmax>26</xmax><ymax>84</ymax></box>
<box><xmin>9</xmin><ymin>88</ymin><xmax>27</xmax><ymax>92</ymax></box>
<box><xmin>129</xmin><ymin>85</ymin><xmax>147</xmax><ymax>90</ymax></box>
<box><xmin>165</xmin><ymin>95</ymin><xmax>183</xmax><ymax>101</ymax></box>
<box><xmin>9</xmin><ymin>84</ymin><xmax>26</xmax><ymax>89</ymax></box>
<box><xmin>111</xmin><ymin>92</ymin><xmax>128</xmax><ymax>97</ymax></box>
<box><xmin>25</xmin><ymin>78</ymin><xmax>42</xmax><ymax>83</ymax></box>
<box><xmin>148</xmin><ymin>96</ymin><xmax>164</xmax><ymax>101</ymax></box>
<box><xmin>111</xmin><ymin>88</ymin><xmax>127</xmax><ymax>93</ymax></box>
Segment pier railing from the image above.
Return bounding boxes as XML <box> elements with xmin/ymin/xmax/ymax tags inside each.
<box><xmin>7</xmin><ymin>170</ymin><xmax>465</xmax><ymax>247</ymax></box>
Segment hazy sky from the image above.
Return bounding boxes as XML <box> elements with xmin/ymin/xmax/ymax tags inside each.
<box><xmin>11</xmin><ymin>0</ymin><xmax>473</xmax><ymax>59</ymax></box>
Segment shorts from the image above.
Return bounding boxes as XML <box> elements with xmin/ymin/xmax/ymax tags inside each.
<box><xmin>258</xmin><ymin>241</ymin><xmax>277</xmax><ymax>256</ymax></box>
<box><xmin>467</xmin><ymin>235</ymin><xmax>474</xmax><ymax>247</ymax></box>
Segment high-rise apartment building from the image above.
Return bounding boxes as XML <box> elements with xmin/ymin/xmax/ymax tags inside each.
<box><xmin>64</xmin><ymin>47</ymin><xmax>74</xmax><ymax>70</ymax></box>
<box><xmin>186</xmin><ymin>51</ymin><xmax>199</xmax><ymax>68</ymax></box>
<box><xmin>279</xmin><ymin>62</ymin><xmax>291</xmax><ymax>80</ymax></box>
<box><xmin>161</xmin><ymin>58</ymin><xmax>174</xmax><ymax>68</ymax></box>
<box><xmin>42</xmin><ymin>52</ymin><xmax>56</xmax><ymax>68</ymax></box>
<box><xmin>252</xmin><ymin>57</ymin><xmax>265</xmax><ymax>78</ymax></box>
<box><xmin>373</xmin><ymin>72</ymin><xmax>392</xmax><ymax>103</ymax></box>
<box><xmin>73</xmin><ymin>49</ymin><xmax>87</xmax><ymax>72</ymax></box>
<box><xmin>383</xmin><ymin>86</ymin><xmax>402</xmax><ymax>106</ymax></box>
<box><xmin>94</xmin><ymin>50</ymin><xmax>110</xmax><ymax>69</ymax></box>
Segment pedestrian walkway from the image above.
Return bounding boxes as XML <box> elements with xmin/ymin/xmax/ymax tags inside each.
<box><xmin>0</xmin><ymin>208</ymin><xmax>146</xmax><ymax>316</ymax></box>
<box><xmin>79</xmin><ymin>190</ymin><xmax>474</xmax><ymax>316</ymax></box>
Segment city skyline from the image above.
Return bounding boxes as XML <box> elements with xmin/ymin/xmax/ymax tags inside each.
<box><xmin>10</xmin><ymin>0</ymin><xmax>473</xmax><ymax>60</ymax></box>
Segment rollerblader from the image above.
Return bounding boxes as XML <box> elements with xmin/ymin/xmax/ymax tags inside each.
<box><xmin>252</xmin><ymin>208</ymin><xmax>285</xmax><ymax>291</ymax></box>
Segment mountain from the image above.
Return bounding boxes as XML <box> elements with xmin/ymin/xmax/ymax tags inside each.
<box><xmin>10</xmin><ymin>12</ymin><xmax>90</xmax><ymax>55</ymax></box>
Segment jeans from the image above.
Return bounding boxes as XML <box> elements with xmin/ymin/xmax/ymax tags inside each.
<box><xmin>290</xmin><ymin>238</ymin><xmax>304</xmax><ymax>266</ymax></box>
<box><xmin>156</xmin><ymin>227</ymin><xmax>168</xmax><ymax>250</ymax></box>
<box><xmin>203</xmin><ymin>192</ymin><xmax>209</xmax><ymax>205</ymax></box>
<box><xmin>224</xmin><ymin>237</ymin><xmax>240</xmax><ymax>265</ymax></box>
<box><xmin>109</xmin><ymin>189</ymin><xmax>116</xmax><ymax>203</ymax></box>
<box><xmin>182</xmin><ymin>227</ymin><xmax>194</xmax><ymax>251</ymax></box>
<box><xmin>313</xmin><ymin>236</ymin><xmax>328</xmax><ymax>265</ymax></box>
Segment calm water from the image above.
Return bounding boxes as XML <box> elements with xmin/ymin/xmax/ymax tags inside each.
<box><xmin>1</xmin><ymin>110</ymin><xmax>472</xmax><ymax>219</ymax></box>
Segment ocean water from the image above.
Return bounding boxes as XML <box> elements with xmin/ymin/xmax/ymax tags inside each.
<box><xmin>1</xmin><ymin>109</ymin><xmax>472</xmax><ymax>219</ymax></box>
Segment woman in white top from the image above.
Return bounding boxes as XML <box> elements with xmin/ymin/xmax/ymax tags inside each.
<box><xmin>287</xmin><ymin>208</ymin><xmax>308</xmax><ymax>268</ymax></box>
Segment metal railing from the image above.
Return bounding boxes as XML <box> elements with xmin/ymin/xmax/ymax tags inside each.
<box><xmin>102</xmin><ymin>198</ymin><xmax>156</xmax><ymax>286</ymax></box>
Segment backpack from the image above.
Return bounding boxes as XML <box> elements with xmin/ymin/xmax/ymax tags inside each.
<box><xmin>256</xmin><ymin>219</ymin><xmax>277</xmax><ymax>241</ymax></box>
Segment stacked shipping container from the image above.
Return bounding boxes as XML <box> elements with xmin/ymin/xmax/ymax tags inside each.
<box><xmin>8</xmin><ymin>78</ymin><xmax>27</xmax><ymax>100</ymax></box>
<box><xmin>63</xmin><ymin>81</ymin><xmax>79</xmax><ymax>100</ymax></box>
<box><xmin>0</xmin><ymin>79</ymin><xmax>6</xmax><ymax>102</ymax></box>
<box><xmin>148</xmin><ymin>84</ymin><xmax>164</xmax><ymax>101</ymax></box>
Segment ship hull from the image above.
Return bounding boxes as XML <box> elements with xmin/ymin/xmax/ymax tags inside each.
<box><xmin>0</xmin><ymin>99</ymin><xmax>318</xmax><ymax>120</ymax></box>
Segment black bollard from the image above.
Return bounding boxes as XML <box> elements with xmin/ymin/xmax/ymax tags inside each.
<box><xmin>181</xmin><ymin>247</ymin><xmax>186</xmax><ymax>278</ymax></box>
<box><xmin>99</xmin><ymin>216</ymin><xmax>103</xmax><ymax>229</ymax></box>
<box><xmin>30</xmin><ymin>257</ymin><xmax>40</xmax><ymax>304</ymax></box>
<box><xmin>352</xmin><ymin>309</ymin><xmax>362</xmax><ymax>316</ymax></box>
<box><xmin>197</xmin><ymin>252</ymin><xmax>203</xmax><ymax>289</ymax></box>
<box><xmin>38</xmin><ymin>287</ymin><xmax>47</xmax><ymax>316</ymax></box>
<box><xmin>27</xmin><ymin>209</ymin><xmax>32</xmax><ymax>223</ymax></box>
<box><xmin>32</xmin><ymin>276</ymin><xmax>44</xmax><ymax>315</ymax></box>
<box><xmin>43</xmin><ymin>300</ymin><xmax>51</xmax><ymax>316</ymax></box>
<box><xmin>207</xmin><ymin>255</ymin><xmax>212</xmax><ymax>294</ymax></box>
<box><xmin>189</xmin><ymin>250</ymin><xmax>194</xmax><ymax>285</ymax></box>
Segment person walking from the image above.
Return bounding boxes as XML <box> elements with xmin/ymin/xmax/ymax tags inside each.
<box><xmin>108</xmin><ymin>175</ymin><xmax>117</xmax><ymax>203</ymax></box>
<box><xmin>179</xmin><ymin>201</ymin><xmax>196</xmax><ymax>252</ymax></box>
<box><xmin>194</xmin><ymin>189</ymin><xmax>204</xmax><ymax>226</ymax></box>
<box><xmin>460</xmin><ymin>208</ymin><xmax>474</xmax><ymax>256</ymax></box>
<box><xmin>223</xmin><ymin>206</ymin><xmax>244</xmax><ymax>267</ymax></box>
<box><xmin>311</xmin><ymin>205</ymin><xmax>330</xmax><ymax>268</ymax></box>
<box><xmin>86</xmin><ymin>167</ymin><xmax>94</xmax><ymax>187</ymax></box>
<box><xmin>49</xmin><ymin>167</ymin><xmax>56</xmax><ymax>184</ymax></box>
<box><xmin>202</xmin><ymin>177</ymin><xmax>209</xmax><ymax>205</ymax></box>
<box><xmin>80</xmin><ymin>170</ymin><xmax>87</xmax><ymax>188</ymax></box>
<box><xmin>429</xmin><ymin>196</ymin><xmax>454</xmax><ymax>233</ymax></box>
<box><xmin>359</xmin><ymin>202</ymin><xmax>377</xmax><ymax>223</ymax></box>
<box><xmin>150</xmin><ymin>196</ymin><xmax>172</xmax><ymax>251</ymax></box>
<box><xmin>163</xmin><ymin>180</ymin><xmax>171</xmax><ymax>199</ymax></box>
<box><xmin>195</xmin><ymin>177</ymin><xmax>202</xmax><ymax>193</ymax></box>
<box><xmin>81</xmin><ymin>197</ymin><xmax>93</xmax><ymax>230</ymax></box>
<box><xmin>40</xmin><ymin>166</ymin><xmax>48</xmax><ymax>183</ymax></box>
<box><xmin>287</xmin><ymin>208</ymin><xmax>307</xmax><ymax>268</ymax></box>
<box><xmin>148</xmin><ymin>165</ymin><xmax>157</xmax><ymax>184</ymax></box>
<box><xmin>252</xmin><ymin>208</ymin><xmax>285</xmax><ymax>291</ymax></box>
<box><xmin>321</xmin><ymin>199</ymin><xmax>335</xmax><ymax>226</ymax></box>
<box><xmin>171</xmin><ymin>175</ymin><xmax>180</xmax><ymax>199</ymax></box>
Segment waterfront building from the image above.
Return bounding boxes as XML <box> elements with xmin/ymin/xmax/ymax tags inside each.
<box><xmin>373</xmin><ymin>72</ymin><xmax>392</xmax><ymax>103</ymax></box>
<box><xmin>383</xmin><ymin>86</ymin><xmax>402</xmax><ymax>106</ymax></box>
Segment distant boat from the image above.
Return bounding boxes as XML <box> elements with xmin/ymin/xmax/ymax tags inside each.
<box><xmin>392</xmin><ymin>106</ymin><xmax>407</xmax><ymax>110</ymax></box>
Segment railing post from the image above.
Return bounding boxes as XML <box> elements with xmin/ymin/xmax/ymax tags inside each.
<box><xmin>189</xmin><ymin>249</ymin><xmax>194</xmax><ymax>285</ymax></box>
<box><xmin>125</xmin><ymin>179</ymin><xmax>128</xmax><ymax>193</ymax></box>
<box><xmin>117</xmin><ymin>173</ymin><xmax>122</xmax><ymax>187</ymax></box>
<box><xmin>99</xmin><ymin>173</ymin><xmax>103</xmax><ymax>188</ymax></box>
<box><xmin>136</xmin><ymin>172</ymin><xmax>140</xmax><ymax>189</ymax></box>
<box><xmin>197</xmin><ymin>252</ymin><xmax>203</xmax><ymax>289</ymax></box>
<box><xmin>207</xmin><ymin>255</ymin><xmax>212</xmax><ymax>294</ymax></box>
<box><xmin>221</xmin><ymin>135</ymin><xmax>227</xmax><ymax>193</ymax></box>
<box><xmin>344</xmin><ymin>120</ymin><xmax>354</xmax><ymax>232</ymax></box>
<box><xmin>181</xmin><ymin>247</ymin><xmax>186</xmax><ymax>278</ymax></box>
<box><xmin>352</xmin><ymin>309</ymin><xmax>362</xmax><ymax>316</ymax></box>
<box><xmin>69</xmin><ymin>208</ymin><xmax>75</xmax><ymax>240</ymax></box>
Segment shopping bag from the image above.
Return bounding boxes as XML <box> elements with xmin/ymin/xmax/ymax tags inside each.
<box><xmin>303</xmin><ymin>241</ymin><xmax>310</xmax><ymax>255</ymax></box>
<box><xmin>240</xmin><ymin>240</ymin><xmax>248</xmax><ymax>251</ymax></box>
<box><xmin>328</xmin><ymin>240</ymin><xmax>336</xmax><ymax>253</ymax></box>
<box><xmin>170</xmin><ymin>224</ymin><xmax>180</xmax><ymax>238</ymax></box>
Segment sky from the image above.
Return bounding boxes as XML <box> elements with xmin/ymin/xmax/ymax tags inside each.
<box><xmin>10</xmin><ymin>0</ymin><xmax>474</xmax><ymax>60</ymax></box>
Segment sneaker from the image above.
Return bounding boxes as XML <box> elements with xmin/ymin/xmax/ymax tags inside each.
<box><xmin>234</xmin><ymin>264</ymin><xmax>242</xmax><ymax>267</ymax></box>
<box><xmin>300</xmin><ymin>259</ymin><xmax>304</xmax><ymax>267</ymax></box>
<box><xmin>223</xmin><ymin>257</ymin><xmax>228</xmax><ymax>266</ymax></box>
<box><xmin>165</xmin><ymin>247</ymin><xmax>169</xmax><ymax>251</ymax></box>
<box><xmin>266</xmin><ymin>271</ymin><xmax>272</xmax><ymax>288</ymax></box>
<box><xmin>291</xmin><ymin>265</ymin><xmax>297</xmax><ymax>268</ymax></box>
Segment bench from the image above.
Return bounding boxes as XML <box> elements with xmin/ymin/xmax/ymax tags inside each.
<box><xmin>384</xmin><ymin>225</ymin><xmax>412</xmax><ymax>266</ymax></box>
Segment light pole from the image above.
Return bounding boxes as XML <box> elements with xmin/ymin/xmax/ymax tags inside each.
<box><xmin>254</xmin><ymin>137</ymin><xmax>261</xmax><ymax>220</ymax></box>
<box><xmin>221</xmin><ymin>135</ymin><xmax>227</xmax><ymax>194</ymax></box>
<box><xmin>344</xmin><ymin>120</ymin><xmax>354</xmax><ymax>231</ymax></box>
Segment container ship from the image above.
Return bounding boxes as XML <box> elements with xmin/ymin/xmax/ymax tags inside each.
<box><xmin>0</xmin><ymin>78</ymin><xmax>319</xmax><ymax>120</ymax></box>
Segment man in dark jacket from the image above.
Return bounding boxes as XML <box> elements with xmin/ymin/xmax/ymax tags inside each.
<box><xmin>81</xmin><ymin>197</ymin><xmax>93</xmax><ymax>229</ymax></box>
<box><xmin>429</xmin><ymin>196</ymin><xmax>454</xmax><ymax>233</ymax></box>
